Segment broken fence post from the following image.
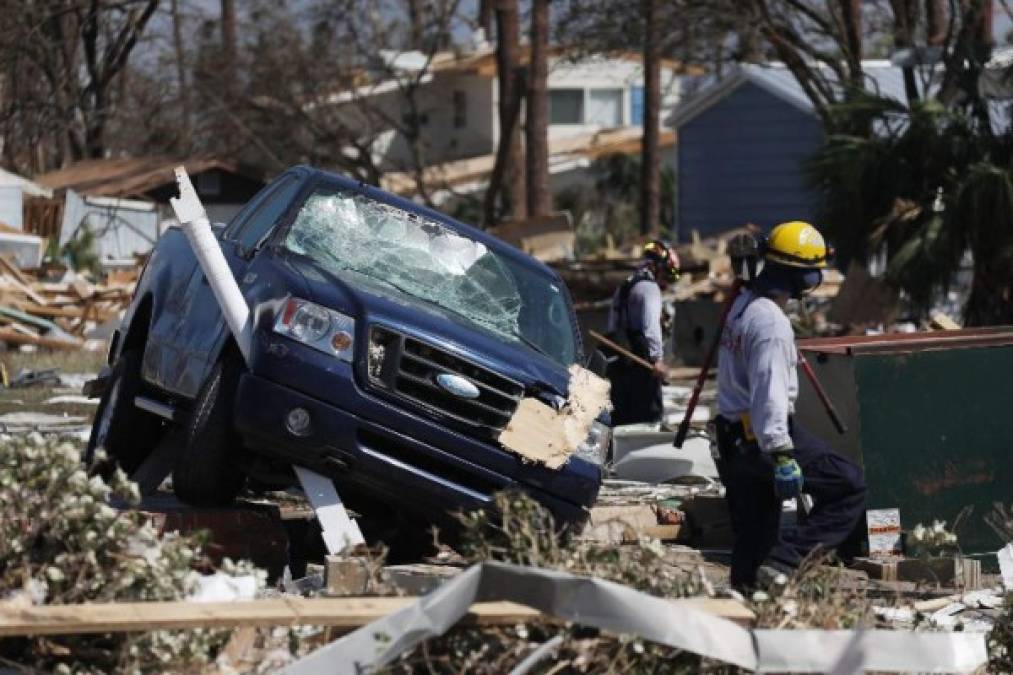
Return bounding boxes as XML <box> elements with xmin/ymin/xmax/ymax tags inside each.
<box><xmin>169</xmin><ymin>166</ymin><xmax>253</xmax><ymax>364</ymax></box>
<box><xmin>294</xmin><ymin>465</ymin><xmax>365</xmax><ymax>554</ymax></box>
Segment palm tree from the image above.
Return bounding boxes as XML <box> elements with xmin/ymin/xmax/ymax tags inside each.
<box><xmin>809</xmin><ymin>93</ymin><xmax>1013</xmax><ymax>325</ymax></box>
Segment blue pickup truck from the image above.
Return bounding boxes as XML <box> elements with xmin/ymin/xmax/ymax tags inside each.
<box><xmin>87</xmin><ymin>166</ymin><xmax>607</xmax><ymax>536</ymax></box>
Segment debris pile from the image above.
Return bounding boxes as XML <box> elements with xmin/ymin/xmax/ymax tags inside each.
<box><xmin>0</xmin><ymin>260</ymin><xmax>138</xmax><ymax>351</ymax></box>
<box><xmin>0</xmin><ymin>434</ymin><xmax>261</xmax><ymax>673</ymax></box>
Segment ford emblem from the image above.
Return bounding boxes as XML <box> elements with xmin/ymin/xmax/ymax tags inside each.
<box><xmin>436</xmin><ymin>373</ymin><xmax>480</xmax><ymax>399</ymax></box>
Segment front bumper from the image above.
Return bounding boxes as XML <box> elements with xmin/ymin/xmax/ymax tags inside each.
<box><xmin>232</xmin><ymin>373</ymin><xmax>591</xmax><ymax>527</ymax></box>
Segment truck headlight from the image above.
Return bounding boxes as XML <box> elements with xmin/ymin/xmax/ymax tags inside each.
<box><xmin>273</xmin><ymin>298</ymin><xmax>355</xmax><ymax>362</ymax></box>
<box><xmin>574</xmin><ymin>420</ymin><xmax>611</xmax><ymax>466</ymax></box>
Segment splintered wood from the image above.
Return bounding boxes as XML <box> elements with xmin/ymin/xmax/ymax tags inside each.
<box><xmin>0</xmin><ymin>256</ymin><xmax>140</xmax><ymax>349</ymax></box>
<box><xmin>498</xmin><ymin>364</ymin><xmax>611</xmax><ymax>469</ymax></box>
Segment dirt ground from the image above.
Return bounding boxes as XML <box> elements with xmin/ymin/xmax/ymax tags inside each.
<box><xmin>0</xmin><ymin>348</ymin><xmax>106</xmax><ymax>419</ymax></box>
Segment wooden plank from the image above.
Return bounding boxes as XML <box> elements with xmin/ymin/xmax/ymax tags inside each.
<box><xmin>8</xmin><ymin>302</ymin><xmax>94</xmax><ymax>320</ymax></box>
<box><xmin>674</xmin><ymin>598</ymin><xmax>755</xmax><ymax>627</ymax></box>
<box><xmin>0</xmin><ymin>273</ymin><xmax>46</xmax><ymax>306</ymax></box>
<box><xmin>0</xmin><ymin>598</ymin><xmax>539</xmax><ymax>636</ymax></box>
<box><xmin>71</xmin><ymin>278</ymin><xmax>95</xmax><ymax>300</ymax></box>
<box><xmin>0</xmin><ymin>593</ymin><xmax>757</xmax><ymax>637</ymax></box>
<box><xmin>0</xmin><ymin>305</ymin><xmax>62</xmax><ymax>332</ymax></box>
<box><xmin>0</xmin><ymin>254</ymin><xmax>34</xmax><ymax>287</ymax></box>
<box><xmin>0</xmin><ymin>328</ymin><xmax>82</xmax><ymax>350</ymax></box>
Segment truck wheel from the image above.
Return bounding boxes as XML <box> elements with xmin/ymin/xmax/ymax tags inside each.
<box><xmin>86</xmin><ymin>349</ymin><xmax>163</xmax><ymax>475</ymax></box>
<box><xmin>172</xmin><ymin>354</ymin><xmax>246</xmax><ymax>506</ymax></box>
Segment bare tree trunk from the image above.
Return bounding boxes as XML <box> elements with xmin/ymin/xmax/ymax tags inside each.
<box><xmin>483</xmin><ymin>71</ymin><xmax>525</xmax><ymax>226</ymax></box>
<box><xmin>976</xmin><ymin>0</ymin><xmax>994</xmax><ymax>54</ymax></box>
<box><xmin>640</xmin><ymin>0</ymin><xmax>661</xmax><ymax>237</ymax></box>
<box><xmin>889</xmin><ymin>0</ymin><xmax>920</xmax><ymax>104</ymax></box>
<box><xmin>483</xmin><ymin>0</ymin><xmax>524</xmax><ymax>226</ymax></box>
<box><xmin>839</xmin><ymin>0</ymin><xmax>863</xmax><ymax>89</ymax></box>
<box><xmin>525</xmin><ymin>0</ymin><xmax>550</xmax><ymax>218</ymax></box>
<box><xmin>478</xmin><ymin>0</ymin><xmax>493</xmax><ymax>38</ymax></box>
<box><xmin>171</xmin><ymin>0</ymin><xmax>191</xmax><ymax>148</ymax></box>
<box><xmin>925</xmin><ymin>0</ymin><xmax>946</xmax><ymax>45</ymax></box>
<box><xmin>406</xmin><ymin>0</ymin><xmax>424</xmax><ymax>49</ymax></box>
<box><xmin>221</xmin><ymin>0</ymin><xmax>237</xmax><ymax>83</ymax></box>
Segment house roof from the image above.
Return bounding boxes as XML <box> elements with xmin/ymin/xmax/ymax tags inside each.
<box><xmin>0</xmin><ymin>168</ymin><xmax>52</xmax><ymax>198</ymax></box>
<box><xmin>35</xmin><ymin>157</ymin><xmax>264</xmax><ymax>199</ymax></box>
<box><xmin>381</xmin><ymin>127</ymin><xmax>676</xmax><ymax>196</ymax></box>
<box><xmin>669</xmin><ymin>61</ymin><xmax>921</xmax><ymax>127</ymax></box>
<box><xmin>428</xmin><ymin>45</ymin><xmax>699</xmax><ymax>78</ymax></box>
<box><xmin>319</xmin><ymin>46</ymin><xmax>700</xmax><ymax>108</ymax></box>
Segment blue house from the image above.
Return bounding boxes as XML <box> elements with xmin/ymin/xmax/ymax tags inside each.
<box><xmin>669</xmin><ymin>63</ymin><xmax>910</xmax><ymax>240</ymax></box>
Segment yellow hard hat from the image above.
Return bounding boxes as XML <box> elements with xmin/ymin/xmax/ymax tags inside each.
<box><xmin>764</xmin><ymin>221</ymin><xmax>828</xmax><ymax>269</ymax></box>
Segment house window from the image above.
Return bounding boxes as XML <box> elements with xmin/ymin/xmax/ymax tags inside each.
<box><xmin>453</xmin><ymin>90</ymin><xmax>467</xmax><ymax>128</ymax></box>
<box><xmin>196</xmin><ymin>171</ymin><xmax>221</xmax><ymax>197</ymax></box>
<box><xmin>587</xmin><ymin>89</ymin><xmax>623</xmax><ymax>127</ymax></box>
<box><xmin>549</xmin><ymin>89</ymin><xmax>584</xmax><ymax>124</ymax></box>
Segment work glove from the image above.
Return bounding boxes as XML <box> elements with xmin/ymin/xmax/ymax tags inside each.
<box><xmin>772</xmin><ymin>453</ymin><xmax>803</xmax><ymax>500</ymax></box>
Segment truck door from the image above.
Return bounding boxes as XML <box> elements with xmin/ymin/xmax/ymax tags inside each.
<box><xmin>168</xmin><ymin>174</ymin><xmax>303</xmax><ymax>397</ymax></box>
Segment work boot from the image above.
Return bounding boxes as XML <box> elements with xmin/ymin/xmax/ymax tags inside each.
<box><xmin>755</xmin><ymin>561</ymin><xmax>792</xmax><ymax>590</ymax></box>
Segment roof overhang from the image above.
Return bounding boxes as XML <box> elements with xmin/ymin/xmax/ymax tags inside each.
<box><xmin>668</xmin><ymin>66</ymin><xmax>817</xmax><ymax>128</ymax></box>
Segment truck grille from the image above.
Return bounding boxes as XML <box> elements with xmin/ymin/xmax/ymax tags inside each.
<box><xmin>368</xmin><ymin>326</ymin><xmax>524</xmax><ymax>436</ymax></box>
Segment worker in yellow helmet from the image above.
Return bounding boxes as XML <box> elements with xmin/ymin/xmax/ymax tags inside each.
<box><xmin>715</xmin><ymin>221</ymin><xmax>866</xmax><ymax>589</ymax></box>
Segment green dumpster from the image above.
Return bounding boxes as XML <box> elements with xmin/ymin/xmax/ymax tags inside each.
<box><xmin>796</xmin><ymin>328</ymin><xmax>1013</xmax><ymax>558</ymax></box>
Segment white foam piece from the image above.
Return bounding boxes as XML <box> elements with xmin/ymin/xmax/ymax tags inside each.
<box><xmin>612</xmin><ymin>436</ymin><xmax>718</xmax><ymax>483</ymax></box>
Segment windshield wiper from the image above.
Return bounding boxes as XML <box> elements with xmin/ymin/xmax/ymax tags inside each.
<box><xmin>510</xmin><ymin>330</ymin><xmax>552</xmax><ymax>359</ymax></box>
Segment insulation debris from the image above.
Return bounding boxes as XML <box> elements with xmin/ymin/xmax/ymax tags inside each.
<box><xmin>498</xmin><ymin>364</ymin><xmax>610</xmax><ymax>468</ymax></box>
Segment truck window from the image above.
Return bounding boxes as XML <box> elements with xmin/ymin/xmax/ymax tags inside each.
<box><xmin>233</xmin><ymin>175</ymin><xmax>301</xmax><ymax>249</ymax></box>
<box><xmin>284</xmin><ymin>188</ymin><xmax>579</xmax><ymax>366</ymax></box>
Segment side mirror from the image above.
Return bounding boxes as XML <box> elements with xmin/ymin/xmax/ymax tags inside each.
<box><xmin>585</xmin><ymin>349</ymin><xmax>608</xmax><ymax>377</ymax></box>
<box><xmin>211</xmin><ymin>222</ymin><xmax>227</xmax><ymax>237</ymax></box>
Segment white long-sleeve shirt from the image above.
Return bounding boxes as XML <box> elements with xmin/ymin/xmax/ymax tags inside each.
<box><xmin>716</xmin><ymin>289</ymin><xmax>797</xmax><ymax>451</ymax></box>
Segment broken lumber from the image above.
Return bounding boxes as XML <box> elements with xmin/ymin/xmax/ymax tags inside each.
<box><xmin>851</xmin><ymin>556</ymin><xmax>982</xmax><ymax>589</ymax></box>
<box><xmin>0</xmin><ymin>328</ymin><xmax>82</xmax><ymax>350</ymax></box>
<box><xmin>0</xmin><ymin>598</ymin><xmax>540</xmax><ymax>637</ymax></box>
<box><xmin>0</xmin><ymin>592</ymin><xmax>760</xmax><ymax>637</ymax></box>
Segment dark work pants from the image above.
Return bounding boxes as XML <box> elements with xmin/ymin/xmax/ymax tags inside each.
<box><xmin>715</xmin><ymin>419</ymin><xmax>867</xmax><ymax>588</ymax></box>
<box><xmin>607</xmin><ymin>359</ymin><xmax>663</xmax><ymax>426</ymax></box>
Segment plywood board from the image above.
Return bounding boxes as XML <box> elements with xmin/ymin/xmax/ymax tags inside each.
<box><xmin>499</xmin><ymin>365</ymin><xmax>610</xmax><ymax>469</ymax></box>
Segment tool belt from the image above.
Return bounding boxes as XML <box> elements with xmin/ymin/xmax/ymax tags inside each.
<box><xmin>715</xmin><ymin>414</ymin><xmax>795</xmax><ymax>460</ymax></box>
<box><xmin>715</xmin><ymin>415</ymin><xmax>756</xmax><ymax>461</ymax></box>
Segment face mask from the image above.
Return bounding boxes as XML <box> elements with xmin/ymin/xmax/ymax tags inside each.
<box><xmin>794</xmin><ymin>269</ymin><xmax>823</xmax><ymax>297</ymax></box>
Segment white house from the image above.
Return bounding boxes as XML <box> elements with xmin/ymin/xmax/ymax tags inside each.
<box><xmin>325</xmin><ymin>43</ymin><xmax>686</xmax><ymax>204</ymax></box>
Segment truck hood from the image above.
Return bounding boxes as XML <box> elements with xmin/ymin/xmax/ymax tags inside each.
<box><xmin>286</xmin><ymin>255</ymin><xmax>573</xmax><ymax>397</ymax></box>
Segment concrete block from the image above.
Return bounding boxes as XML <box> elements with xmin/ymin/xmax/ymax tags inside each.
<box><xmin>324</xmin><ymin>556</ymin><xmax>370</xmax><ymax>596</ymax></box>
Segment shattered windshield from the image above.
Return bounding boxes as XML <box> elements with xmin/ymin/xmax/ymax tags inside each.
<box><xmin>284</xmin><ymin>189</ymin><xmax>578</xmax><ymax>365</ymax></box>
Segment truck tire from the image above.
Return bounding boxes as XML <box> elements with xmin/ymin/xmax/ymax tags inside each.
<box><xmin>172</xmin><ymin>354</ymin><xmax>246</xmax><ymax>506</ymax></box>
<box><xmin>86</xmin><ymin>349</ymin><xmax>163</xmax><ymax>475</ymax></box>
